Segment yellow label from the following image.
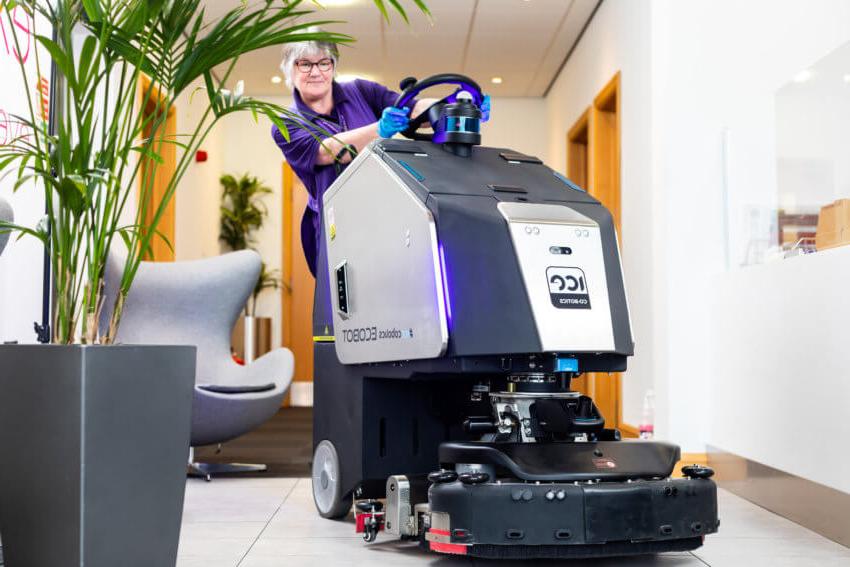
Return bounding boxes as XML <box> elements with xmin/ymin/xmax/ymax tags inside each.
<box><xmin>330</xmin><ymin>223</ymin><xmax>337</xmax><ymax>240</ymax></box>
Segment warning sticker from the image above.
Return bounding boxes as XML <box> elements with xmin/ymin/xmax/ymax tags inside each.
<box><xmin>592</xmin><ymin>457</ymin><xmax>617</xmax><ymax>469</ymax></box>
<box><xmin>547</xmin><ymin>267</ymin><xmax>591</xmax><ymax>309</ymax></box>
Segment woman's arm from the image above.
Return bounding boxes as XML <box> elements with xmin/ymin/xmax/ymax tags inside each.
<box><xmin>315</xmin><ymin>122</ymin><xmax>380</xmax><ymax>166</ymax></box>
<box><xmin>315</xmin><ymin>98</ymin><xmax>438</xmax><ymax>166</ymax></box>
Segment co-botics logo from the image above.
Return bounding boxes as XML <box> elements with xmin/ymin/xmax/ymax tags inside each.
<box><xmin>546</xmin><ymin>267</ymin><xmax>591</xmax><ymax>309</ymax></box>
<box><xmin>340</xmin><ymin>326</ymin><xmax>415</xmax><ymax>343</ymax></box>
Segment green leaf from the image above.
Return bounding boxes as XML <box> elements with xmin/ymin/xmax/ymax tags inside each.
<box><xmin>154</xmin><ymin>228</ymin><xmax>173</xmax><ymax>253</ymax></box>
<box><xmin>203</xmin><ymin>71</ymin><xmax>221</xmax><ymax>116</ymax></box>
<box><xmin>386</xmin><ymin>0</ymin><xmax>409</xmax><ymax>24</ymax></box>
<box><xmin>131</xmin><ymin>145</ymin><xmax>165</xmax><ymax>165</ymax></box>
<box><xmin>372</xmin><ymin>0</ymin><xmax>391</xmax><ymax>23</ymax></box>
<box><xmin>0</xmin><ymin>220</ymin><xmax>48</xmax><ymax>245</ymax></box>
<box><xmin>266</xmin><ymin>110</ymin><xmax>289</xmax><ymax>142</ymax></box>
<box><xmin>117</xmin><ymin>227</ymin><xmax>133</xmax><ymax>253</ymax></box>
<box><xmin>122</xmin><ymin>2</ymin><xmax>149</xmax><ymax>36</ymax></box>
<box><xmin>58</xmin><ymin>176</ymin><xmax>88</xmax><ymax>218</ymax></box>
<box><xmin>35</xmin><ymin>35</ymin><xmax>75</xmax><ymax>87</ymax></box>
<box><xmin>81</xmin><ymin>0</ymin><xmax>103</xmax><ymax>22</ymax></box>
<box><xmin>77</xmin><ymin>35</ymin><xmax>98</xmax><ymax>88</ymax></box>
<box><xmin>147</xmin><ymin>0</ymin><xmax>167</xmax><ymax>16</ymax></box>
<box><xmin>411</xmin><ymin>0</ymin><xmax>432</xmax><ymax>19</ymax></box>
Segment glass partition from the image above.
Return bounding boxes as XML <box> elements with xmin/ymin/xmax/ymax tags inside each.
<box><xmin>764</xmin><ymin>40</ymin><xmax>850</xmax><ymax>264</ymax></box>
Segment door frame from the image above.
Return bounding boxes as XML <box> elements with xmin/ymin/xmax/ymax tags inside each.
<box><xmin>565</xmin><ymin>72</ymin><xmax>625</xmax><ymax>432</ymax></box>
<box><xmin>137</xmin><ymin>75</ymin><xmax>176</xmax><ymax>262</ymax></box>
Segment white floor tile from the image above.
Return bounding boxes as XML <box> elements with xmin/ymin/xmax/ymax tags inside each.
<box><xmin>176</xmin><ymin>478</ymin><xmax>850</xmax><ymax>567</ymax></box>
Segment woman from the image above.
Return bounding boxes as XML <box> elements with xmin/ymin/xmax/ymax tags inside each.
<box><xmin>272</xmin><ymin>34</ymin><xmax>489</xmax><ymax>277</ymax></box>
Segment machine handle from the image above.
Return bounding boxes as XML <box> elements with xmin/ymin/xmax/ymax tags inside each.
<box><xmin>394</xmin><ymin>73</ymin><xmax>484</xmax><ymax>109</ymax></box>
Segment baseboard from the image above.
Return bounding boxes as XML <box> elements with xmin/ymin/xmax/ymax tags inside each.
<box><xmin>289</xmin><ymin>381</ymin><xmax>313</xmax><ymax>407</ymax></box>
<box><xmin>708</xmin><ymin>446</ymin><xmax>850</xmax><ymax>548</ymax></box>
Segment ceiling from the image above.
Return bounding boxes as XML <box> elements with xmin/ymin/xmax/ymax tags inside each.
<box><xmin>202</xmin><ymin>0</ymin><xmax>600</xmax><ymax>97</ymax></box>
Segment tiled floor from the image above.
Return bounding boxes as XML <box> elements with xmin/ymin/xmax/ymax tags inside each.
<box><xmin>177</xmin><ymin>478</ymin><xmax>850</xmax><ymax>567</ymax></box>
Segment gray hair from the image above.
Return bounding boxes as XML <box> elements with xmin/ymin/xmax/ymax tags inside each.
<box><xmin>279</xmin><ymin>28</ymin><xmax>340</xmax><ymax>90</ymax></box>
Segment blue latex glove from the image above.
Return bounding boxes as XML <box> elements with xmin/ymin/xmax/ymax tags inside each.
<box><xmin>378</xmin><ymin>106</ymin><xmax>410</xmax><ymax>138</ymax></box>
<box><xmin>481</xmin><ymin>94</ymin><xmax>491</xmax><ymax>122</ymax></box>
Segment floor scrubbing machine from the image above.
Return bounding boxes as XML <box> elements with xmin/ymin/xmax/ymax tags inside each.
<box><xmin>310</xmin><ymin>74</ymin><xmax>718</xmax><ymax>559</ymax></box>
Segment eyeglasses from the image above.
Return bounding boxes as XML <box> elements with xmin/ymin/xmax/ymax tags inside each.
<box><xmin>295</xmin><ymin>59</ymin><xmax>333</xmax><ymax>74</ymax></box>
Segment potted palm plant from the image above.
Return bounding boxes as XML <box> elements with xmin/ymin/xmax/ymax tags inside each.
<box><xmin>0</xmin><ymin>1</ymin><xmax>428</xmax><ymax>566</ymax></box>
<box><xmin>219</xmin><ymin>172</ymin><xmax>281</xmax><ymax>362</ymax></box>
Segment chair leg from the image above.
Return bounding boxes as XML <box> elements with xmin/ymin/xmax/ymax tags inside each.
<box><xmin>187</xmin><ymin>462</ymin><xmax>268</xmax><ymax>482</ymax></box>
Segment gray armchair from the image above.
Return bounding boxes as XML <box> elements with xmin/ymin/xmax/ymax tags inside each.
<box><xmin>102</xmin><ymin>249</ymin><xmax>294</xmax><ymax>480</ymax></box>
<box><xmin>0</xmin><ymin>196</ymin><xmax>13</xmax><ymax>256</ymax></box>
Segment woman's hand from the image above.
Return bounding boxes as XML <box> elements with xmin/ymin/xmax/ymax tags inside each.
<box><xmin>377</xmin><ymin>106</ymin><xmax>411</xmax><ymax>138</ymax></box>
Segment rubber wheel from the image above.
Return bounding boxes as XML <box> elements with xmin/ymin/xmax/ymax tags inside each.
<box><xmin>312</xmin><ymin>440</ymin><xmax>352</xmax><ymax>519</ymax></box>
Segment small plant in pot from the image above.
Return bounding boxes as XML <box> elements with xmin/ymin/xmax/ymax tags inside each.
<box><xmin>219</xmin><ymin>172</ymin><xmax>282</xmax><ymax>363</ymax></box>
<box><xmin>0</xmin><ymin>1</ymin><xmax>427</xmax><ymax>565</ymax></box>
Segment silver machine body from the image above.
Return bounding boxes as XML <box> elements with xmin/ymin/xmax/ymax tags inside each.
<box><xmin>322</xmin><ymin>149</ymin><xmax>448</xmax><ymax>364</ymax></box>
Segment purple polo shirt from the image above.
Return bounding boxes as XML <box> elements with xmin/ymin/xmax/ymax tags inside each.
<box><xmin>272</xmin><ymin>79</ymin><xmax>399</xmax><ymax>276</ymax></box>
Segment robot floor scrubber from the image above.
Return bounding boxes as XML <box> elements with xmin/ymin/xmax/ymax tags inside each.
<box><xmin>310</xmin><ymin>74</ymin><xmax>718</xmax><ymax>559</ymax></box>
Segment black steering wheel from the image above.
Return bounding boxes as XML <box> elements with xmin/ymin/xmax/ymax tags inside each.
<box><xmin>393</xmin><ymin>73</ymin><xmax>484</xmax><ymax>141</ymax></box>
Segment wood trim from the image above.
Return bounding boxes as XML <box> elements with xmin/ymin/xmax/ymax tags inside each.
<box><xmin>589</xmin><ymin>72</ymin><xmax>621</xmax><ymax>231</ymax></box>
<box><xmin>619</xmin><ymin>422</ymin><xmax>639</xmax><ymax>438</ymax></box>
<box><xmin>584</xmin><ymin>71</ymin><xmax>621</xmax><ymax>427</ymax></box>
<box><xmin>281</xmin><ymin>162</ymin><xmax>294</xmax><ymax>407</ymax></box>
<box><xmin>137</xmin><ymin>75</ymin><xmax>176</xmax><ymax>262</ymax></box>
<box><xmin>566</xmin><ymin>107</ymin><xmax>590</xmax><ymax>190</ymax></box>
<box><xmin>567</xmin><ymin>107</ymin><xmax>590</xmax><ymax>143</ymax></box>
<box><xmin>281</xmin><ymin>162</ymin><xmax>294</xmax><ymax>349</ymax></box>
<box><xmin>593</xmin><ymin>70</ymin><xmax>620</xmax><ymax>111</ymax></box>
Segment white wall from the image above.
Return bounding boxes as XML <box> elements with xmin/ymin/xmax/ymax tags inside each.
<box><xmin>652</xmin><ymin>0</ymin><xmax>850</xmax><ymax>455</ymax></box>
<box><xmin>482</xmin><ymin>97</ymin><xmax>547</xmax><ymax>159</ymax></box>
<box><xmin>173</xmin><ymin>80</ymin><xmax>226</xmax><ymax>262</ymax></box>
<box><xmin>0</xmin><ymin>9</ymin><xmax>49</xmax><ymax>344</ymax></box>
<box><xmin>544</xmin><ymin>0</ymin><xmax>659</xmax><ymax>433</ymax></box>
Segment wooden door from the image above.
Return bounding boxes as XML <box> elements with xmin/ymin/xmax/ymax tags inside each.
<box><xmin>138</xmin><ymin>76</ymin><xmax>176</xmax><ymax>261</ymax></box>
<box><xmin>566</xmin><ymin>109</ymin><xmax>591</xmax><ymax>396</ymax></box>
<box><xmin>565</xmin><ymin>73</ymin><xmax>622</xmax><ymax>430</ymax></box>
<box><xmin>588</xmin><ymin>72</ymin><xmax>622</xmax><ymax>429</ymax></box>
<box><xmin>282</xmin><ymin>162</ymin><xmax>315</xmax><ymax>397</ymax></box>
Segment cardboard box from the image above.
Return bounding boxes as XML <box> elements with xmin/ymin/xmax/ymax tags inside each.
<box><xmin>815</xmin><ymin>199</ymin><xmax>850</xmax><ymax>250</ymax></box>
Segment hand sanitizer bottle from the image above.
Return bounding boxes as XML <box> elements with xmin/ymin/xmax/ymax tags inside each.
<box><xmin>639</xmin><ymin>389</ymin><xmax>655</xmax><ymax>440</ymax></box>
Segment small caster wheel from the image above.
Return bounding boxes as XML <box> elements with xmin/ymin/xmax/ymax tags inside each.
<box><xmin>682</xmin><ymin>465</ymin><xmax>715</xmax><ymax>479</ymax></box>
<box><xmin>428</xmin><ymin>470</ymin><xmax>458</xmax><ymax>484</ymax></box>
<box><xmin>312</xmin><ymin>440</ymin><xmax>352</xmax><ymax>519</ymax></box>
<box><xmin>363</xmin><ymin>516</ymin><xmax>380</xmax><ymax>542</ymax></box>
<box><xmin>458</xmin><ymin>472</ymin><xmax>490</xmax><ymax>485</ymax></box>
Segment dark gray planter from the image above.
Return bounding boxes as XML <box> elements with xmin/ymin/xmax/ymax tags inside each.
<box><xmin>0</xmin><ymin>344</ymin><xmax>196</xmax><ymax>567</ymax></box>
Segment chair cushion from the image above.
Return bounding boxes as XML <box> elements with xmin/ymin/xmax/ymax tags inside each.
<box><xmin>197</xmin><ymin>383</ymin><xmax>276</xmax><ymax>394</ymax></box>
